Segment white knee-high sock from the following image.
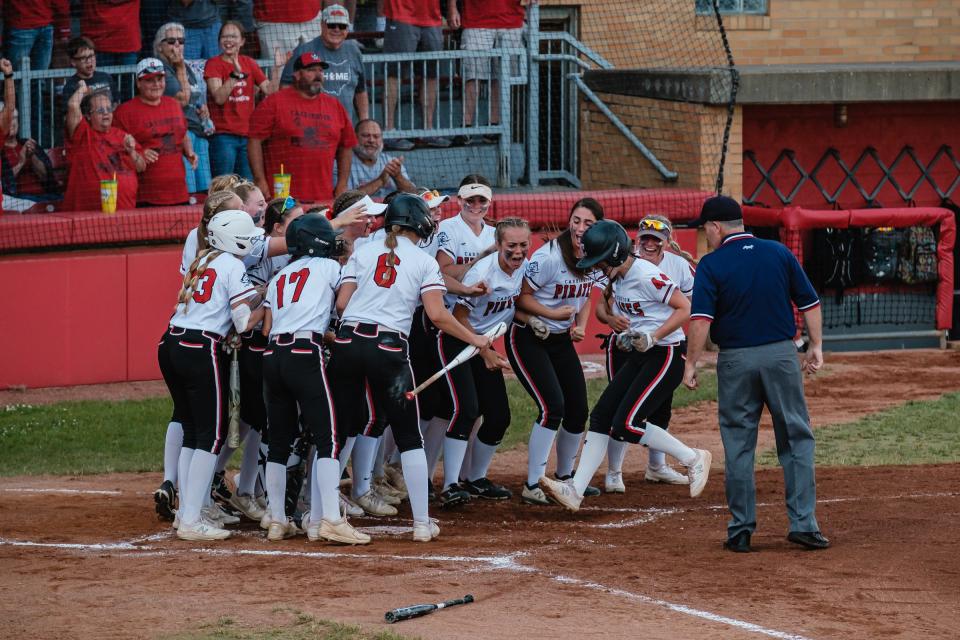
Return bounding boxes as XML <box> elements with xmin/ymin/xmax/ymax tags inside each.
<box><xmin>181</xmin><ymin>450</ymin><xmax>217</xmax><ymax>524</ymax></box>
<box><xmin>310</xmin><ymin>454</ymin><xmax>323</xmax><ymax>523</ymax></box>
<box><xmin>314</xmin><ymin>457</ymin><xmax>341</xmax><ymax>523</ymax></box>
<box><xmin>215</xmin><ymin>443</ymin><xmax>235</xmax><ymax>473</ymax></box>
<box><xmin>424</xmin><ymin>417</ymin><xmax>449</xmax><ymax>479</ymax></box>
<box><xmin>338</xmin><ymin>436</ymin><xmax>356</xmax><ymax>476</ymax></box>
<box><xmin>639</xmin><ymin>422</ymin><xmax>696</xmax><ymax>465</ymax></box>
<box><xmin>351</xmin><ymin>435</ymin><xmax>379</xmax><ymax>498</ymax></box>
<box><xmin>236</xmin><ymin>426</ymin><xmax>261</xmax><ymax>495</ymax></box>
<box><xmin>554</xmin><ymin>427</ymin><xmax>583</xmax><ymax>478</ymax></box>
<box><xmin>372</xmin><ymin>435</ymin><xmax>386</xmax><ymax>479</ymax></box>
<box><xmin>401</xmin><ymin>448</ymin><xmax>429</xmax><ymax>523</ymax></box>
<box><xmin>177</xmin><ymin>447</ymin><xmax>194</xmax><ymax>502</ymax></box>
<box><xmin>265</xmin><ymin>461</ymin><xmax>287</xmax><ymax>522</ymax></box>
<box><xmin>442</xmin><ymin>436</ymin><xmax>469</xmax><ymax>489</ymax></box>
<box><xmin>607</xmin><ymin>439</ymin><xmax>629</xmax><ymax>474</ymax></box>
<box><xmin>468</xmin><ymin>440</ymin><xmax>498</xmax><ymax>482</ymax></box>
<box><xmin>648</xmin><ymin>448</ymin><xmax>667</xmax><ymax>468</ymax></box>
<box><xmin>459</xmin><ymin>423</ymin><xmax>480</xmax><ymax>481</ymax></box>
<box><xmin>526</xmin><ymin>423</ymin><xmax>556</xmax><ymax>486</ymax></box>
<box><xmin>163</xmin><ymin>422</ymin><xmax>183</xmax><ymax>484</ymax></box>
<box><xmin>573</xmin><ymin>433</ymin><xmax>609</xmax><ymax>497</ymax></box>
<box><xmin>300</xmin><ymin>446</ymin><xmax>315</xmax><ymax>508</ymax></box>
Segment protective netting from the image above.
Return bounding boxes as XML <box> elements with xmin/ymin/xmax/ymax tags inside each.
<box><xmin>1</xmin><ymin>0</ymin><xmax>738</xmax><ymax>253</ymax></box>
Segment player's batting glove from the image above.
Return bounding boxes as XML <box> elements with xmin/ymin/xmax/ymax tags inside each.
<box><xmin>614</xmin><ymin>332</ymin><xmax>634</xmax><ymax>352</ymax></box>
<box><xmin>629</xmin><ymin>331</ymin><xmax>655</xmax><ymax>353</ymax></box>
<box><xmin>528</xmin><ymin>316</ymin><xmax>550</xmax><ymax>340</ymax></box>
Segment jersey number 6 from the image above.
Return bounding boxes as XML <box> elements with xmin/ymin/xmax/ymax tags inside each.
<box><xmin>374</xmin><ymin>253</ymin><xmax>401</xmax><ymax>288</ymax></box>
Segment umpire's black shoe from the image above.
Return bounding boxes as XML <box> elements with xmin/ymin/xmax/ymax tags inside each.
<box><xmin>439</xmin><ymin>483</ymin><xmax>471</xmax><ymax>508</ymax></box>
<box><xmin>554</xmin><ymin>473</ymin><xmax>601</xmax><ymax>497</ymax></box>
<box><xmin>463</xmin><ymin>477</ymin><xmax>513</xmax><ymax>500</ymax></box>
<box><xmin>724</xmin><ymin>530</ymin><xmax>752</xmax><ymax>553</ymax></box>
<box><xmin>787</xmin><ymin>531</ymin><xmax>831</xmax><ymax>550</ymax></box>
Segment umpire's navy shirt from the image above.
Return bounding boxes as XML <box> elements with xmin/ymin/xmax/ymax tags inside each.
<box><xmin>690</xmin><ymin>232</ymin><xmax>820</xmax><ymax>349</ymax></box>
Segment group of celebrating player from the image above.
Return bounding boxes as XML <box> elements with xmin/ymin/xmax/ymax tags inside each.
<box><xmin>154</xmin><ymin>173</ymin><xmax>712</xmax><ymax>544</ymax></box>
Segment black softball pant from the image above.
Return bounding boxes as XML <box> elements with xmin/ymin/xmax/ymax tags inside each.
<box><xmin>239</xmin><ymin>329</ymin><xmax>268</xmax><ymax>433</ymax></box>
<box><xmin>433</xmin><ymin>332</ymin><xmax>511</xmax><ymax>446</ymax></box>
<box><xmin>409</xmin><ymin>307</ymin><xmax>442</xmax><ymax>421</ymax></box>
<box><xmin>326</xmin><ymin>323</ymin><xmax>424</xmax><ymax>453</ymax></box>
<box><xmin>590</xmin><ymin>342</ymin><xmax>685</xmax><ymax>444</ymax></box>
<box><xmin>262</xmin><ymin>333</ymin><xmax>338</xmax><ymax>463</ymax></box>
<box><xmin>157</xmin><ymin>326</ymin><xmax>228</xmax><ymax>454</ymax></box>
<box><xmin>504</xmin><ymin>322</ymin><xmax>587</xmax><ymax>434</ymax></box>
<box><xmin>603</xmin><ymin>334</ymin><xmax>680</xmax><ymax>430</ymax></box>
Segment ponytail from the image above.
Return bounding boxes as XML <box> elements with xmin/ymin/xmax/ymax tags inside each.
<box><xmin>384</xmin><ymin>224</ymin><xmax>400</xmax><ymax>267</ymax></box>
<box><xmin>669</xmin><ymin>238</ymin><xmax>698</xmax><ymax>268</ymax></box>
<box><xmin>176</xmin><ymin>248</ymin><xmax>223</xmax><ymax>312</ymax></box>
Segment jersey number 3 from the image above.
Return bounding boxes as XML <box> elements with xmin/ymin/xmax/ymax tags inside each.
<box><xmin>275</xmin><ymin>269</ymin><xmax>310</xmax><ymax>309</ymax></box>
<box><xmin>192</xmin><ymin>269</ymin><xmax>218</xmax><ymax>304</ymax></box>
<box><xmin>374</xmin><ymin>254</ymin><xmax>401</xmax><ymax>288</ymax></box>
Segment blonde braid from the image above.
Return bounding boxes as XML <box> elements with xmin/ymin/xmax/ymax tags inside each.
<box><xmin>384</xmin><ymin>224</ymin><xmax>400</xmax><ymax>267</ymax></box>
<box><xmin>176</xmin><ymin>248</ymin><xmax>223</xmax><ymax>312</ymax></box>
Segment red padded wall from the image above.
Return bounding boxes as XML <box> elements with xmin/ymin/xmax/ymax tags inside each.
<box><xmin>125</xmin><ymin>246</ymin><xmax>187</xmax><ymax>381</ymax></box>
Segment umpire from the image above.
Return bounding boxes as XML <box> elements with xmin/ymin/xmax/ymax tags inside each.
<box><xmin>683</xmin><ymin>196</ymin><xmax>829</xmax><ymax>553</ymax></box>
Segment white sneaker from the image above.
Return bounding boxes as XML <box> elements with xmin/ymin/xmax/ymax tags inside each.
<box><xmin>203</xmin><ymin>503</ymin><xmax>240</xmax><ymax>526</ymax></box>
<box><xmin>355</xmin><ymin>490</ymin><xmax>398</xmax><ymax>516</ymax></box>
<box><xmin>339</xmin><ymin>491</ymin><xmax>364</xmax><ymax>517</ymax></box>
<box><xmin>645</xmin><ymin>464</ymin><xmax>690</xmax><ymax>485</ymax></box>
<box><xmin>316</xmin><ymin>518</ymin><xmax>371</xmax><ymax>545</ymax></box>
<box><xmin>176</xmin><ymin>518</ymin><xmax>231</xmax><ymax>541</ymax></box>
<box><xmin>259</xmin><ymin>511</ymin><xmax>273</xmax><ymax>530</ymax></box>
<box><xmin>255</xmin><ymin>494</ymin><xmax>268</xmax><ymax>511</ymax></box>
<box><xmin>412</xmin><ymin>518</ymin><xmax>440</xmax><ymax>542</ymax></box>
<box><xmin>604</xmin><ymin>471</ymin><xmax>626</xmax><ymax>493</ymax></box>
<box><xmin>520</xmin><ymin>483</ymin><xmax>551</xmax><ymax>506</ymax></box>
<box><xmin>538</xmin><ymin>475</ymin><xmax>583</xmax><ymax>513</ymax></box>
<box><xmin>266</xmin><ymin>518</ymin><xmax>299</xmax><ymax>541</ymax></box>
<box><xmin>372</xmin><ymin>480</ymin><xmax>402</xmax><ymax>506</ymax></box>
<box><xmin>230</xmin><ymin>492</ymin><xmax>267</xmax><ymax>521</ymax></box>
<box><xmin>384</xmin><ymin>463</ymin><xmax>407</xmax><ymax>493</ymax></box>
<box><xmin>172</xmin><ymin>510</ymin><xmax>180</xmax><ymax>529</ymax></box>
<box><xmin>686</xmin><ymin>449</ymin><xmax>712</xmax><ymax>498</ymax></box>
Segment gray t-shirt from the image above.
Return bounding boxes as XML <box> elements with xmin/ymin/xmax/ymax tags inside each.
<box><xmin>167</xmin><ymin>0</ymin><xmax>220</xmax><ymax>28</ymax></box>
<box><xmin>281</xmin><ymin>39</ymin><xmax>366</xmax><ymax>122</ymax></box>
<box><xmin>163</xmin><ymin>61</ymin><xmax>205</xmax><ymax>136</ymax></box>
<box><xmin>333</xmin><ymin>150</ymin><xmax>411</xmax><ymax>199</ymax></box>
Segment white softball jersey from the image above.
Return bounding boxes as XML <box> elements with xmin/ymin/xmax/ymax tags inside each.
<box><xmin>340</xmin><ymin>235</ymin><xmax>447</xmax><ymax>335</ymax></box>
<box><xmin>657</xmin><ymin>251</ymin><xmax>696</xmax><ymax>297</ymax></box>
<box><xmin>180</xmin><ymin>226</ymin><xmax>271</xmax><ymax>276</ymax></box>
<box><xmin>524</xmin><ymin>240</ymin><xmax>595</xmax><ymax>332</ymax></box>
<box><xmin>170</xmin><ymin>252</ymin><xmax>258</xmax><ymax>336</ymax></box>
<box><xmin>612</xmin><ymin>258</ymin><xmax>685</xmax><ymax>345</ymax></box>
<box><xmin>264</xmin><ymin>256</ymin><xmax>341</xmax><ymax>336</ymax></box>
<box><xmin>436</xmin><ymin>214</ymin><xmax>496</xmax><ymax>307</ymax></box>
<box><xmin>456</xmin><ymin>252</ymin><xmax>525</xmax><ymax>334</ymax></box>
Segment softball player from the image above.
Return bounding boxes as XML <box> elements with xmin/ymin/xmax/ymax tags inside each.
<box><xmin>327</xmin><ymin>194</ymin><xmax>491</xmax><ymax>542</ymax></box>
<box><xmin>260</xmin><ymin>212</ymin><xmax>370</xmax><ymax>544</ymax></box>
<box><xmin>158</xmin><ymin>209</ymin><xmax>265</xmax><ymax>541</ymax></box>
<box><xmin>539</xmin><ymin>220</ymin><xmax>712</xmax><ymax>513</ymax></box>
<box><xmin>600</xmin><ymin>215</ymin><xmax>698</xmax><ymax>493</ymax></box>
<box><xmin>506</xmin><ymin>198</ymin><xmax>603</xmax><ymax>506</ymax></box>
<box><xmin>435</xmin><ymin>218</ymin><xmax>530</xmax><ymax>506</ymax></box>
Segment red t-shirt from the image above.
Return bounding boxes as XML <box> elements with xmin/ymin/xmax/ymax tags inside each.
<box><xmin>2</xmin><ymin>142</ymin><xmax>45</xmax><ymax>195</ymax></box>
<box><xmin>253</xmin><ymin>0</ymin><xmax>320</xmax><ymax>23</ymax></box>
<box><xmin>81</xmin><ymin>0</ymin><xmax>141</xmax><ymax>54</ymax></box>
<box><xmin>383</xmin><ymin>0</ymin><xmax>441</xmax><ymax>27</ymax></box>
<box><xmin>3</xmin><ymin>0</ymin><xmax>70</xmax><ymax>33</ymax></box>
<box><xmin>114</xmin><ymin>96</ymin><xmax>188</xmax><ymax>205</ymax></box>
<box><xmin>462</xmin><ymin>0</ymin><xmax>525</xmax><ymax>30</ymax></box>
<box><xmin>248</xmin><ymin>88</ymin><xmax>357</xmax><ymax>202</ymax></box>
<box><xmin>204</xmin><ymin>55</ymin><xmax>268</xmax><ymax>137</ymax></box>
<box><xmin>62</xmin><ymin>120</ymin><xmax>140</xmax><ymax>212</ymax></box>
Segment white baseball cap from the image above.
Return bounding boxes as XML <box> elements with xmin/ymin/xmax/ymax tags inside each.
<box><xmin>322</xmin><ymin>4</ymin><xmax>351</xmax><ymax>26</ymax></box>
<box><xmin>136</xmin><ymin>58</ymin><xmax>165</xmax><ymax>80</ymax></box>
<box><xmin>337</xmin><ymin>195</ymin><xmax>388</xmax><ymax>218</ymax></box>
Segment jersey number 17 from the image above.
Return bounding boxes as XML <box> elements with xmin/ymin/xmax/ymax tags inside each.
<box><xmin>275</xmin><ymin>268</ymin><xmax>310</xmax><ymax>308</ymax></box>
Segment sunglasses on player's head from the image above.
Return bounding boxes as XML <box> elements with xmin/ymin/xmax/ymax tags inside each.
<box><xmin>280</xmin><ymin>195</ymin><xmax>296</xmax><ymax>215</ymax></box>
<box><xmin>639</xmin><ymin>218</ymin><xmax>668</xmax><ymax>232</ymax></box>
<box><xmin>421</xmin><ymin>190</ymin><xmax>443</xmax><ymax>202</ymax></box>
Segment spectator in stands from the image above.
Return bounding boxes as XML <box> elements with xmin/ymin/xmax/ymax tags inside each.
<box><xmin>2</xmin><ymin>0</ymin><xmax>70</xmax><ymax>71</ymax></box>
<box><xmin>248</xmin><ymin>52</ymin><xmax>356</xmax><ymax>202</ymax></box>
<box><xmin>323</xmin><ymin>0</ymin><xmax>356</xmax><ymax>24</ymax></box>
<box><xmin>1</xmin><ymin>105</ymin><xmax>60</xmax><ymax>200</ymax></box>
<box><xmin>168</xmin><ymin>0</ymin><xmax>222</xmax><ymax>60</ymax></box>
<box><xmin>253</xmin><ymin>0</ymin><xmax>322</xmax><ymax>59</ymax></box>
<box><xmin>62</xmin><ymin>37</ymin><xmax>117</xmax><ymax>104</ymax></box>
<box><xmin>155</xmin><ymin>23</ymin><xmax>212</xmax><ymax>194</ymax></box>
<box><xmin>382</xmin><ymin>0</ymin><xmax>450</xmax><ymax>150</ymax></box>
<box><xmin>114</xmin><ymin>58</ymin><xmax>197</xmax><ymax>206</ymax></box>
<box><xmin>204</xmin><ymin>20</ymin><xmax>279</xmax><ymax>180</ymax></box>
<box><xmin>0</xmin><ymin>59</ymin><xmax>15</xmax><ymax>138</ymax></box>
<box><xmin>218</xmin><ymin>0</ymin><xmax>255</xmax><ymax>33</ymax></box>
<box><xmin>447</xmin><ymin>0</ymin><xmax>526</xmax><ymax>145</ymax></box>
<box><xmin>281</xmin><ymin>4</ymin><xmax>368</xmax><ymax>124</ymax></box>
<box><xmin>62</xmin><ymin>83</ymin><xmax>148</xmax><ymax>211</ymax></box>
<box><xmin>342</xmin><ymin>118</ymin><xmax>415</xmax><ymax>198</ymax></box>
<box><xmin>82</xmin><ymin>1</ymin><xmax>143</xmax><ymax>67</ymax></box>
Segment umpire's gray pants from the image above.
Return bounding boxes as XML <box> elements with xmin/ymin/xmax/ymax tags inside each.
<box><xmin>717</xmin><ymin>340</ymin><xmax>819</xmax><ymax>538</ymax></box>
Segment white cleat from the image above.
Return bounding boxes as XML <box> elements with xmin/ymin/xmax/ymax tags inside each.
<box><xmin>384</xmin><ymin>463</ymin><xmax>407</xmax><ymax>493</ymax></box>
<box><xmin>538</xmin><ymin>475</ymin><xmax>583</xmax><ymax>513</ymax></box>
<box><xmin>266</xmin><ymin>518</ymin><xmax>300</xmax><ymax>541</ymax></box>
<box><xmin>315</xmin><ymin>518</ymin><xmax>371</xmax><ymax>545</ymax></box>
<box><xmin>412</xmin><ymin>518</ymin><xmax>440</xmax><ymax>542</ymax></box>
<box><xmin>645</xmin><ymin>464</ymin><xmax>690</xmax><ymax>485</ymax></box>
<box><xmin>355</xmin><ymin>490</ymin><xmax>399</xmax><ymax>516</ymax></box>
<box><xmin>604</xmin><ymin>471</ymin><xmax>626</xmax><ymax>493</ymax></box>
<box><xmin>203</xmin><ymin>503</ymin><xmax>239</xmax><ymax>526</ymax></box>
<box><xmin>176</xmin><ymin>519</ymin><xmax>231</xmax><ymax>541</ymax></box>
<box><xmin>339</xmin><ymin>491</ymin><xmax>364</xmax><ymax>517</ymax></box>
<box><xmin>686</xmin><ymin>449</ymin><xmax>713</xmax><ymax>498</ymax></box>
<box><xmin>520</xmin><ymin>483</ymin><xmax>551</xmax><ymax>505</ymax></box>
<box><xmin>230</xmin><ymin>492</ymin><xmax>267</xmax><ymax>521</ymax></box>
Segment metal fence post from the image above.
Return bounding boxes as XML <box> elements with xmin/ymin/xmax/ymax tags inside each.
<box><xmin>497</xmin><ymin>56</ymin><xmax>511</xmax><ymax>187</ymax></box>
<box><xmin>17</xmin><ymin>58</ymin><xmax>32</xmax><ymax>143</ymax></box>
<box><xmin>526</xmin><ymin>4</ymin><xmax>540</xmax><ymax>186</ymax></box>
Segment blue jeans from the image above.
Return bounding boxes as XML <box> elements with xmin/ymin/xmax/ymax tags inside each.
<box><xmin>184</xmin><ymin>22</ymin><xmax>222</xmax><ymax>60</ymax></box>
<box><xmin>5</xmin><ymin>25</ymin><xmax>53</xmax><ymax>71</ymax></box>
<box><xmin>185</xmin><ymin>130</ymin><xmax>212</xmax><ymax>194</ymax></box>
<box><xmin>209</xmin><ymin>133</ymin><xmax>252</xmax><ymax>180</ymax></box>
<box><xmin>97</xmin><ymin>52</ymin><xmax>138</xmax><ymax>68</ymax></box>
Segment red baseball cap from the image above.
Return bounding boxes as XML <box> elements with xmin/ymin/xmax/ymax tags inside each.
<box><xmin>293</xmin><ymin>52</ymin><xmax>329</xmax><ymax>71</ymax></box>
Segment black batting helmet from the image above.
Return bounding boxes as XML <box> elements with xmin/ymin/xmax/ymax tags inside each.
<box><xmin>286</xmin><ymin>212</ymin><xmax>343</xmax><ymax>259</ymax></box>
<box><xmin>384</xmin><ymin>193</ymin><xmax>435</xmax><ymax>239</ymax></box>
<box><xmin>576</xmin><ymin>220</ymin><xmax>632</xmax><ymax>270</ymax></box>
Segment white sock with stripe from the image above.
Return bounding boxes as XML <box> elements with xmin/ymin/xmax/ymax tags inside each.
<box><xmin>648</xmin><ymin>448</ymin><xmax>667</xmax><ymax>469</ymax></box>
<box><xmin>177</xmin><ymin>447</ymin><xmax>194</xmax><ymax>502</ymax></box>
<box><xmin>468</xmin><ymin>440</ymin><xmax>498</xmax><ymax>481</ymax></box>
<box><xmin>163</xmin><ymin>422</ymin><xmax>183</xmax><ymax>484</ymax></box>
<box><xmin>573</xmin><ymin>433</ymin><xmax>609</xmax><ymax>497</ymax></box>
<box><xmin>526</xmin><ymin>423</ymin><xmax>556</xmax><ymax>486</ymax></box>
<box><xmin>639</xmin><ymin>422</ymin><xmax>696</xmax><ymax>466</ymax></box>
<box><xmin>314</xmin><ymin>457</ymin><xmax>341</xmax><ymax>523</ymax></box>
<box><xmin>182</xmin><ymin>449</ymin><xmax>217</xmax><ymax>525</ymax></box>
<box><xmin>351</xmin><ymin>435</ymin><xmax>378</xmax><ymax>498</ymax></box>
<box><xmin>236</xmin><ymin>426</ymin><xmax>261</xmax><ymax>496</ymax></box>
<box><xmin>401</xmin><ymin>448</ymin><xmax>430</xmax><ymax>523</ymax></box>
<box><xmin>555</xmin><ymin>427</ymin><xmax>583</xmax><ymax>478</ymax></box>
<box><xmin>442</xmin><ymin>436</ymin><xmax>469</xmax><ymax>489</ymax></box>
<box><xmin>265</xmin><ymin>461</ymin><xmax>287</xmax><ymax>522</ymax></box>
<box><xmin>607</xmin><ymin>439</ymin><xmax>629</xmax><ymax>474</ymax></box>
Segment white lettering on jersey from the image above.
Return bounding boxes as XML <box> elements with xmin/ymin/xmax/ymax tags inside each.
<box><xmin>456</xmin><ymin>253</ymin><xmax>525</xmax><ymax>334</ymax></box>
<box><xmin>524</xmin><ymin>240</ymin><xmax>594</xmax><ymax>332</ymax></box>
<box><xmin>170</xmin><ymin>252</ymin><xmax>257</xmax><ymax>336</ymax></box>
<box><xmin>265</xmin><ymin>256</ymin><xmax>341</xmax><ymax>336</ymax></box>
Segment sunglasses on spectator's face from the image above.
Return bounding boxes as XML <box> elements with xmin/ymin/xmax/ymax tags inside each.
<box><xmin>326</xmin><ymin>23</ymin><xmax>348</xmax><ymax>31</ymax></box>
<box><xmin>639</xmin><ymin>218</ymin><xmax>668</xmax><ymax>232</ymax></box>
<box><xmin>280</xmin><ymin>196</ymin><xmax>296</xmax><ymax>215</ymax></box>
<box><xmin>72</xmin><ymin>53</ymin><xmax>96</xmax><ymax>62</ymax></box>
<box><xmin>163</xmin><ymin>37</ymin><xmax>186</xmax><ymax>45</ymax></box>
<box><xmin>91</xmin><ymin>106</ymin><xmax>114</xmax><ymax>115</ymax></box>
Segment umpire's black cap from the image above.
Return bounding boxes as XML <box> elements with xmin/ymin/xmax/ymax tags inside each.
<box><xmin>686</xmin><ymin>195</ymin><xmax>742</xmax><ymax>227</ymax></box>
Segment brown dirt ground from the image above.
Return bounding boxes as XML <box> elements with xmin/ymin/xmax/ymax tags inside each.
<box><xmin>1</xmin><ymin>349</ymin><xmax>959</xmax><ymax>640</ymax></box>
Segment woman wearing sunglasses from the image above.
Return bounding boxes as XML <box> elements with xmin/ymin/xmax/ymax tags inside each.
<box><xmin>597</xmin><ymin>215</ymin><xmax>699</xmax><ymax>494</ymax></box>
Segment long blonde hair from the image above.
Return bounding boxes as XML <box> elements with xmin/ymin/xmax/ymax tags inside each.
<box><xmin>197</xmin><ymin>191</ymin><xmax>242</xmax><ymax>251</ymax></box>
<box><xmin>209</xmin><ymin>173</ymin><xmax>242</xmax><ymax>195</ymax></box>
<box><xmin>176</xmin><ymin>248</ymin><xmax>223</xmax><ymax>312</ymax></box>
<box><xmin>641</xmin><ymin>214</ymin><xmax>697</xmax><ymax>267</ymax></box>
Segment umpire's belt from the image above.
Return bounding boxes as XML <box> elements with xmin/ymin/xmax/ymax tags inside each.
<box><xmin>271</xmin><ymin>330</ymin><xmax>323</xmax><ymax>346</ymax></box>
<box><xmin>341</xmin><ymin>321</ymin><xmax>407</xmax><ymax>340</ymax></box>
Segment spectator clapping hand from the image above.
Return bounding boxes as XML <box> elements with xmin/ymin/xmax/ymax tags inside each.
<box><xmin>0</xmin><ymin>58</ymin><xmax>12</xmax><ymax>76</ymax></box>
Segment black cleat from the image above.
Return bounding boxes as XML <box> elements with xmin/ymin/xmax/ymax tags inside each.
<box><xmin>154</xmin><ymin>480</ymin><xmax>177</xmax><ymax>521</ymax></box>
<box><xmin>463</xmin><ymin>477</ymin><xmax>513</xmax><ymax>500</ymax></box>
<box><xmin>439</xmin><ymin>483</ymin><xmax>471</xmax><ymax>508</ymax></box>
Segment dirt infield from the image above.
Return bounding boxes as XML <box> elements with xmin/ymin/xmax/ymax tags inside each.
<box><xmin>2</xmin><ymin>350</ymin><xmax>959</xmax><ymax>640</ymax></box>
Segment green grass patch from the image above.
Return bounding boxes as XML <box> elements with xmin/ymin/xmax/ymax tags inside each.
<box><xmin>160</xmin><ymin>612</ymin><xmax>418</xmax><ymax>640</ymax></box>
<box><xmin>757</xmin><ymin>392</ymin><xmax>960</xmax><ymax>467</ymax></box>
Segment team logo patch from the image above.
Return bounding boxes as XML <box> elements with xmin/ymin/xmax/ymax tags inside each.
<box><xmin>437</xmin><ymin>231</ymin><xmax>450</xmax><ymax>246</ymax></box>
<box><xmin>526</xmin><ymin>261</ymin><xmax>540</xmax><ymax>276</ymax></box>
